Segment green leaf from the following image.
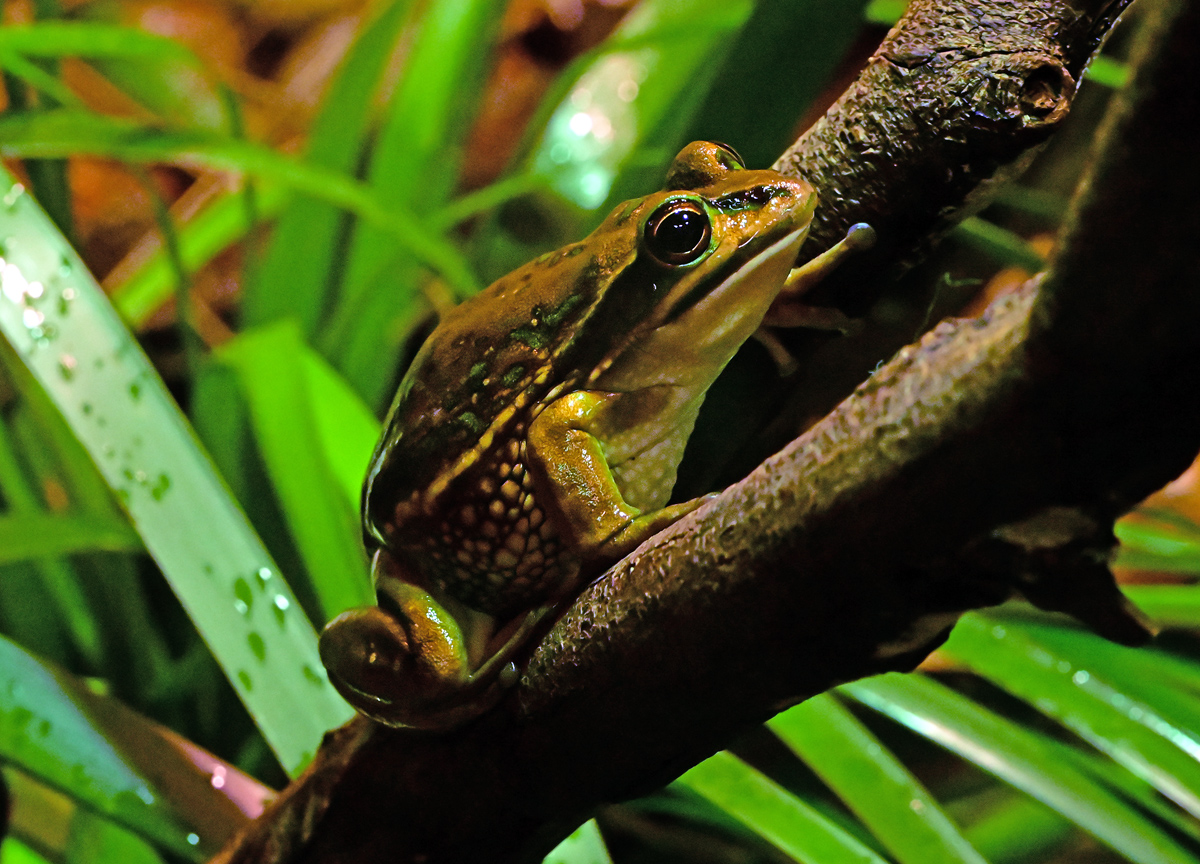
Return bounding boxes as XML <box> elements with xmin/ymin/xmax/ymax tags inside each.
<box><xmin>0</xmin><ymin>21</ymin><xmax>224</xmax><ymax>129</ymax></box>
<box><xmin>946</xmin><ymin>612</ymin><xmax>1200</xmax><ymax>816</ymax></box>
<box><xmin>0</xmin><ymin>635</ymin><xmax>273</xmax><ymax>859</ymax></box>
<box><xmin>0</xmin><ymin>512</ymin><xmax>140</xmax><ymax>563</ymax></box>
<box><xmin>685</xmin><ymin>0</ymin><xmax>870</xmax><ymax>170</ymax></box>
<box><xmin>214</xmin><ymin>321</ymin><xmax>374</xmax><ymax>621</ymax></box>
<box><xmin>110</xmin><ymin>179</ymin><xmax>290</xmax><ymax>328</ymax></box>
<box><xmin>1086</xmin><ymin>55</ymin><xmax>1129</xmax><ymax>89</ymax></box>
<box><xmin>679</xmin><ymin>751</ymin><xmax>888</xmax><ymax>863</ymax></box>
<box><xmin>245</xmin><ymin>0</ymin><xmax>415</xmax><ymax>335</ymax></box>
<box><xmin>845</xmin><ymin>674</ymin><xmax>1199</xmax><ymax>864</ymax></box>
<box><xmin>537</xmin><ymin>0</ymin><xmax>754</xmax><ymax>213</ymax></box>
<box><xmin>65</xmin><ymin>809</ymin><xmax>165</xmax><ymax>864</ymax></box>
<box><xmin>1115</xmin><ymin>512</ymin><xmax>1200</xmax><ymax>573</ymax></box>
<box><xmin>0</xmin><ymin>108</ymin><xmax>479</xmax><ymax>297</ymax></box>
<box><xmin>0</xmin><ymin>23</ymin><xmax>204</xmax><ymax>68</ymax></box>
<box><xmin>952</xmin><ymin>217</ymin><xmax>1046</xmax><ymax>271</ymax></box>
<box><xmin>959</xmin><ymin>792</ymin><xmax>1073</xmax><ymax>864</ymax></box>
<box><xmin>1125</xmin><ymin>583</ymin><xmax>1200</xmax><ymax>628</ymax></box>
<box><xmin>0</xmin><ymin>170</ymin><xmax>353</xmax><ymax>774</ymax></box>
<box><xmin>328</xmin><ymin>0</ymin><xmax>505</xmax><ymax>405</ymax></box>
<box><xmin>772</xmin><ymin>694</ymin><xmax>987</xmax><ymax>864</ymax></box>
<box><xmin>0</xmin><ymin>837</ymin><xmax>53</xmax><ymax>864</ymax></box>
<box><xmin>543</xmin><ymin>820</ymin><xmax>612</xmax><ymax>864</ymax></box>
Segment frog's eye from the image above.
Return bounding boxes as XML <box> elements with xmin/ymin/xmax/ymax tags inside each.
<box><xmin>644</xmin><ymin>200</ymin><xmax>712</xmax><ymax>266</ymax></box>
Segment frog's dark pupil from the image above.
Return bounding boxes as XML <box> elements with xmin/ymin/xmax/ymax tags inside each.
<box><xmin>646</xmin><ymin>201</ymin><xmax>712</xmax><ymax>265</ymax></box>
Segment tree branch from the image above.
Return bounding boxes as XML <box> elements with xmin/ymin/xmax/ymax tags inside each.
<box><xmin>212</xmin><ymin>0</ymin><xmax>1198</xmax><ymax>861</ymax></box>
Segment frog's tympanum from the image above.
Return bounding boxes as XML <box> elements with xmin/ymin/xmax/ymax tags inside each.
<box><xmin>319</xmin><ymin>141</ymin><xmax>870</xmax><ymax>730</ymax></box>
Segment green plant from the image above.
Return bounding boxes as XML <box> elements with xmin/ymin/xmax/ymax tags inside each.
<box><xmin>2</xmin><ymin>1</ymin><xmax>1199</xmax><ymax>862</ymax></box>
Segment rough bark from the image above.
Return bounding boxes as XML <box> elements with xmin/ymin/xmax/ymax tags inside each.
<box><xmin>211</xmin><ymin>0</ymin><xmax>1200</xmax><ymax>861</ymax></box>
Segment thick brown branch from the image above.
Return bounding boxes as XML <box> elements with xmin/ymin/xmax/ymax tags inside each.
<box><xmin>212</xmin><ymin>0</ymin><xmax>1191</xmax><ymax>861</ymax></box>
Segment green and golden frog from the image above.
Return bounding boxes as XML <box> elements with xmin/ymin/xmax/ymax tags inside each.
<box><xmin>318</xmin><ymin>141</ymin><xmax>870</xmax><ymax>730</ymax></box>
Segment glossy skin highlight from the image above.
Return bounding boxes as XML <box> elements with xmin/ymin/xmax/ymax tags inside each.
<box><xmin>319</xmin><ymin>142</ymin><xmax>827</xmax><ymax>730</ymax></box>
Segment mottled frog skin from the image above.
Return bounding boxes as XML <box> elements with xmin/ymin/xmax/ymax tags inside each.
<box><xmin>319</xmin><ymin>142</ymin><xmax>856</xmax><ymax>730</ymax></box>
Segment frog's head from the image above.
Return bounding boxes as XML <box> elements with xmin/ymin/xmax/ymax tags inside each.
<box><xmin>573</xmin><ymin>141</ymin><xmax>819</xmax><ymax>509</ymax></box>
<box><xmin>546</xmin><ymin>141</ymin><xmax>817</xmax><ymax>393</ymax></box>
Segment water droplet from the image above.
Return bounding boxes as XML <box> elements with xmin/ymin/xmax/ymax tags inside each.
<box><xmin>303</xmin><ymin>665</ymin><xmax>324</xmax><ymax>686</ymax></box>
<box><xmin>136</xmin><ymin>787</ymin><xmax>155</xmax><ymax>805</ymax></box>
<box><xmin>58</xmin><ymin>354</ymin><xmax>76</xmax><ymax>381</ymax></box>
<box><xmin>248</xmin><ymin>631</ymin><xmax>266</xmax><ymax>662</ymax></box>
<box><xmin>256</xmin><ymin>567</ymin><xmax>273</xmax><ymax>589</ymax></box>
<box><xmin>234</xmin><ymin>577</ymin><xmax>254</xmax><ymax>613</ymax></box>
<box><xmin>237</xmin><ymin>669</ymin><xmax>253</xmax><ymax>691</ymax></box>
<box><xmin>4</xmin><ymin>183</ymin><xmax>25</xmax><ymax>208</ymax></box>
<box><xmin>991</xmin><ymin>625</ymin><xmax>1007</xmax><ymax>639</ymax></box>
<box><xmin>26</xmin><ymin>280</ymin><xmax>43</xmax><ymax>300</ymax></box>
<box><xmin>57</xmin><ymin>287</ymin><xmax>76</xmax><ymax>317</ymax></box>
<box><xmin>186</xmin><ymin>833</ymin><xmax>200</xmax><ymax>846</ymax></box>
<box><xmin>22</xmin><ymin>307</ymin><xmax>44</xmax><ymax>329</ymax></box>
<box><xmin>1073</xmin><ymin>670</ymin><xmax>1090</xmax><ymax>685</ymax></box>
<box><xmin>210</xmin><ymin>765</ymin><xmax>227</xmax><ymax>789</ymax></box>
<box><xmin>272</xmin><ymin>596</ymin><xmax>289</xmax><ymax>628</ymax></box>
<box><xmin>150</xmin><ymin>473</ymin><xmax>170</xmax><ymax>500</ymax></box>
<box><xmin>234</xmin><ymin>600</ymin><xmax>248</xmax><ymax>615</ymax></box>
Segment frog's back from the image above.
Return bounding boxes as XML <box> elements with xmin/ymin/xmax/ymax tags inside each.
<box><xmin>363</xmin><ymin>230</ymin><xmax>639</xmax><ymax>617</ymax></box>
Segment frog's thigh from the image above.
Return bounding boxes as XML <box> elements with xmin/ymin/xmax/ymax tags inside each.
<box><xmin>527</xmin><ymin>391</ymin><xmax>702</xmax><ymax>560</ymax></box>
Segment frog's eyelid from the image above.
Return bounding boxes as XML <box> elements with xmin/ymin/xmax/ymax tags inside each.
<box><xmin>709</xmin><ymin>140</ymin><xmax>745</xmax><ymax>169</ymax></box>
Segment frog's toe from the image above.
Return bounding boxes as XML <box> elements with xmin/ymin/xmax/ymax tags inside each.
<box><xmin>319</xmin><ymin>606</ymin><xmax>414</xmax><ymax>706</ymax></box>
<box><xmin>319</xmin><ymin>606</ymin><xmax>508</xmax><ymax>731</ymax></box>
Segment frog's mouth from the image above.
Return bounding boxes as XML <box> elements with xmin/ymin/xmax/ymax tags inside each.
<box><xmin>594</xmin><ymin>224</ymin><xmax>809</xmax><ymax>397</ymax></box>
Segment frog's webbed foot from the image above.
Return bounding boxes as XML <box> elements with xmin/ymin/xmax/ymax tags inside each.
<box><xmin>318</xmin><ymin>553</ymin><xmax>532</xmax><ymax>731</ymax></box>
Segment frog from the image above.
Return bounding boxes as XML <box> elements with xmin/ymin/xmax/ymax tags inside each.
<box><xmin>318</xmin><ymin>141</ymin><xmax>873</xmax><ymax>730</ymax></box>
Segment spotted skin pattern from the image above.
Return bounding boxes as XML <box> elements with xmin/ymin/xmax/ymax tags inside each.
<box><xmin>391</xmin><ymin>418</ymin><xmax>570</xmax><ymax>618</ymax></box>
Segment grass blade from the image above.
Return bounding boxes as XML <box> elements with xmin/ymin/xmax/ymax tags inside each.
<box><xmin>214</xmin><ymin>322</ymin><xmax>374</xmax><ymax>621</ymax></box>
<box><xmin>944</xmin><ymin>612</ymin><xmax>1200</xmax><ymax>816</ymax></box>
<box><xmin>0</xmin><ymin>170</ymin><xmax>353</xmax><ymax>774</ymax></box>
<box><xmin>0</xmin><ymin>108</ymin><xmax>479</xmax><ymax>297</ymax></box>
<box><xmin>679</xmin><ymin>751</ymin><xmax>888</xmax><ymax>864</ymax></box>
<box><xmin>772</xmin><ymin>694</ymin><xmax>987</xmax><ymax>864</ymax></box>
<box><xmin>845</xmin><ymin>674</ymin><xmax>1199</xmax><ymax>864</ymax></box>
<box><xmin>245</xmin><ymin>0</ymin><xmax>415</xmax><ymax>335</ymax></box>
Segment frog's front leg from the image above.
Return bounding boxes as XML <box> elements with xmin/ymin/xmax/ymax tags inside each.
<box><xmin>318</xmin><ymin>551</ymin><xmax>532</xmax><ymax>730</ymax></box>
<box><xmin>527</xmin><ymin>391</ymin><xmax>711</xmax><ymax>564</ymax></box>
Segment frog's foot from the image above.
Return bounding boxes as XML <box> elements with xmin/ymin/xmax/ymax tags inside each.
<box><xmin>319</xmin><ymin>554</ymin><xmax>523</xmax><ymax>731</ymax></box>
<box><xmin>319</xmin><ymin>605</ymin><xmax>506</xmax><ymax>731</ymax></box>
